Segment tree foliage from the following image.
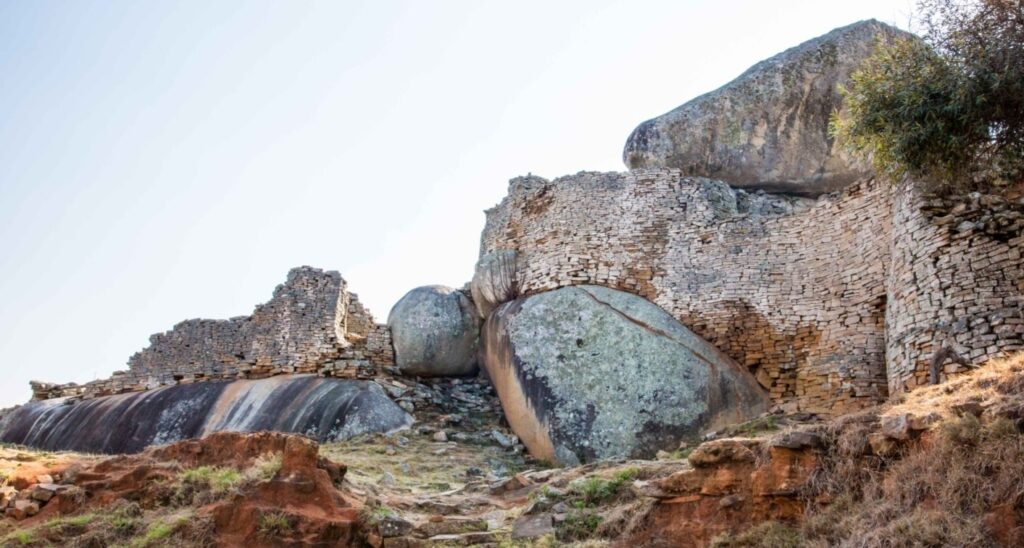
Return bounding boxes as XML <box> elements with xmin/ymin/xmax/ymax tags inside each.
<box><xmin>833</xmin><ymin>0</ymin><xmax>1024</xmax><ymax>193</ymax></box>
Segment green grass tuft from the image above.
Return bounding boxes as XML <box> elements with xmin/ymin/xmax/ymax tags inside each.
<box><xmin>2</xmin><ymin>529</ymin><xmax>35</xmax><ymax>546</ymax></box>
<box><xmin>568</xmin><ymin>467</ymin><xmax>638</xmax><ymax>507</ymax></box>
<box><xmin>257</xmin><ymin>512</ymin><xmax>292</xmax><ymax>538</ymax></box>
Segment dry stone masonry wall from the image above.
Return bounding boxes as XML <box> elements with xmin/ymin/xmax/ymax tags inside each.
<box><xmin>31</xmin><ymin>267</ymin><xmax>396</xmax><ymax>401</ymax></box>
<box><xmin>478</xmin><ymin>169</ymin><xmax>1024</xmax><ymax>415</ymax></box>
<box><xmin>887</xmin><ymin>184</ymin><xmax>1024</xmax><ymax>392</ymax></box>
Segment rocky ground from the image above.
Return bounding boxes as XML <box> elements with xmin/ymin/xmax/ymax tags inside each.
<box><xmin>3</xmin><ymin>356</ymin><xmax>1024</xmax><ymax>547</ymax></box>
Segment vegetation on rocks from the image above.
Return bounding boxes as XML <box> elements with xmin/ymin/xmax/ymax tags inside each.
<box><xmin>697</xmin><ymin>353</ymin><xmax>1024</xmax><ymax>548</ymax></box>
<box><xmin>833</xmin><ymin>0</ymin><xmax>1024</xmax><ymax>193</ymax></box>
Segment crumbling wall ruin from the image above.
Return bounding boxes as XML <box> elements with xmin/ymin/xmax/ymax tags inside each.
<box><xmin>477</xmin><ymin>169</ymin><xmax>1024</xmax><ymax>414</ymax></box>
<box><xmin>31</xmin><ymin>267</ymin><xmax>395</xmax><ymax>400</ymax></box>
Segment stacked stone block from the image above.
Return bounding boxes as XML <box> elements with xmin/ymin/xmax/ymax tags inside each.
<box><xmin>479</xmin><ymin>169</ymin><xmax>1023</xmax><ymax>415</ymax></box>
<box><xmin>30</xmin><ymin>267</ymin><xmax>396</xmax><ymax>400</ymax></box>
<box><xmin>886</xmin><ymin>183</ymin><xmax>1024</xmax><ymax>391</ymax></box>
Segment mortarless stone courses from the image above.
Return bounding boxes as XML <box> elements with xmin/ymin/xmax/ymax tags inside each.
<box><xmin>30</xmin><ymin>266</ymin><xmax>396</xmax><ymax>400</ymax></box>
<box><xmin>26</xmin><ymin>173</ymin><xmax>1024</xmax><ymax>417</ymax></box>
<box><xmin>477</xmin><ymin>169</ymin><xmax>1024</xmax><ymax>415</ymax></box>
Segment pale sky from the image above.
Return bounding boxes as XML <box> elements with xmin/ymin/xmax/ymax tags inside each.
<box><xmin>0</xmin><ymin>0</ymin><xmax>913</xmax><ymax>407</ymax></box>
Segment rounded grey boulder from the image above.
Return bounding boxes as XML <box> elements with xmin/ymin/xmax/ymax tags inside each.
<box><xmin>623</xmin><ymin>20</ymin><xmax>912</xmax><ymax>196</ymax></box>
<box><xmin>481</xmin><ymin>285</ymin><xmax>769</xmax><ymax>465</ymax></box>
<box><xmin>388</xmin><ymin>285</ymin><xmax>481</xmax><ymax>377</ymax></box>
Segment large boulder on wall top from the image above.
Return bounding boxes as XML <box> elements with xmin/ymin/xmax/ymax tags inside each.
<box><xmin>481</xmin><ymin>285</ymin><xmax>769</xmax><ymax>465</ymax></box>
<box><xmin>388</xmin><ymin>285</ymin><xmax>481</xmax><ymax>376</ymax></box>
<box><xmin>623</xmin><ymin>19</ymin><xmax>910</xmax><ymax>196</ymax></box>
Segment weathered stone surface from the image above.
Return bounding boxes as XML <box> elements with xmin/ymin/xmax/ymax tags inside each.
<box><xmin>629</xmin><ymin>435</ymin><xmax>816</xmax><ymax>547</ymax></box>
<box><xmin>687</xmin><ymin>438</ymin><xmax>760</xmax><ymax>467</ymax></box>
<box><xmin>6</xmin><ymin>499</ymin><xmax>40</xmax><ymax>520</ymax></box>
<box><xmin>29</xmin><ymin>483</ymin><xmax>59</xmax><ymax>502</ymax></box>
<box><xmin>30</xmin><ymin>267</ymin><xmax>397</xmax><ymax>401</ymax></box>
<box><xmin>480</xmin><ymin>169</ymin><xmax>1024</xmax><ymax>414</ymax></box>
<box><xmin>470</xmin><ymin>250</ymin><xmax>519</xmax><ymax>318</ymax></box>
<box><xmin>380</xmin><ymin>514</ymin><xmax>414</xmax><ymax>538</ymax></box>
<box><xmin>481</xmin><ymin>285</ymin><xmax>769</xmax><ymax>465</ymax></box>
<box><xmin>623</xmin><ymin>20</ymin><xmax>909</xmax><ymax>195</ymax></box>
<box><xmin>388</xmin><ymin>286</ymin><xmax>481</xmax><ymax>377</ymax></box>
<box><xmin>512</xmin><ymin>513</ymin><xmax>555</xmax><ymax>539</ymax></box>
<box><xmin>0</xmin><ymin>375</ymin><xmax>412</xmax><ymax>454</ymax></box>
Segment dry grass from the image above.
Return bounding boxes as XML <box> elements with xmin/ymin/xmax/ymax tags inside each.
<box><xmin>711</xmin><ymin>521</ymin><xmax>803</xmax><ymax>548</ymax></box>
<box><xmin>885</xmin><ymin>353</ymin><xmax>1024</xmax><ymax>420</ymax></box>
<box><xmin>798</xmin><ymin>353</ymin><xmax>1024</xmax><ymax>548</ymax></box>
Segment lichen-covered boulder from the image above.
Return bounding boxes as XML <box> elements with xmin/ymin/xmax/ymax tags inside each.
<box><xmin>470</xmin><ymin>250</ymin><xmax>519</xmax><ymax>318</ymax></box>
<box><xmin>623</xmin><ymin>20</ymin><xmax>910</xmax><ymax>196</ymax></box>
<box><xmin>481</xmin><ymin>285</ymin><xmax>769</xmax><ymax>465</ymax></box>
<box><xmin>388</xmin><ymin>285</ymin><xmax>481</xmax><ymax>376</ymax></box>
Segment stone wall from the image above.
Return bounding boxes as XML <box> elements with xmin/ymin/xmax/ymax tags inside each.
<box><xmin>477</xmin><ymin>169</ymin><xmax>1024</xmax><ymax>414</ymax></box>
<box><xmin>886</xmin><ymin>184</ymin><xmax>1024</xmax><ymax>391</ymax></box>
<box><xmin>31</xmin><ymin>267</ymin><xmax>396</xmax><ymax>401</ymax></box>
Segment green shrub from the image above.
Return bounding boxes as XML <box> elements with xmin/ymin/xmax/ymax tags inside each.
<box><xmin>833</xmin><ymin>0</ymin><xmax>1024</xmax><ymax>193</ymax></box>
<box><xmin>567</xmin><ymin>467</ymin><xmax>638</xmax><ymax>507</ymax></box>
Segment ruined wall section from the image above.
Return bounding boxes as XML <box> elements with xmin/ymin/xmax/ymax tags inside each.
<box><xmin>127</xmin><ymin>266</ymin><xmax>349</xmax><ymax>380</ymax></box>
<box><xmin>32</xmin><ymin>267</ymin><xmax>396</xmax><ymax>400</ymax></box>
<box><xmin>886</xmin><ymin>184</ymin><xmax>1024</xmax><ymax>391</ymax></box>
<box><xmin>480</xmin><ymin>169</ymin><xmax>893</xmax><ymax>415</ymax></box>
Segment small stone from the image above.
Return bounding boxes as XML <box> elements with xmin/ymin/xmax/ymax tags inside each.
<box><xmin>880</xmin><ymin>414</ymin><xmax>911</xmax><ymax>440</ymax></box>
<box><xmin>908</xmin><ymin>412</ymin><xmax>941</xmax><ymax>430</ymax></box>
<box><xmin>385</xmin><ymin>385</ymin><xmax>407</xmax><ymax>398</ymax></box>
<box><xmin>688</xmin><ymin>438</ymin><xmax>760</xmax><ymax>467</ymax></box>
<box><xmin>30</xmin><ymin>483</ymin><xmax>59</xmax><ymax>502</ymax></box>
<box><xmin>719</xmin><ymin>494</ymin><xmax>745</xmax><ymax>508</ymax></box>
<box><xmin>7</xmin><ymin>499</ymin><xmax>40</xmax><ymax>520</ymax></box>
<box><xmin>952</xmin><ymin>401</ymin><xmax>985</xmax><ymax>417</ymax></box>
<box><xmin>770</xmin><ymin>431</ymin><xmax>824</xmax><ymax>449</ymax></box>
<box><xmin>512</xmin><ymin>513</ymin><xmax>555</xmax><ymax>539</ymax></box>
<box><xmin>491</xmin><ymin>430</ymin><xmax>516</xmax><ymax>448</ymax></box>
<box><xmin>415</xmin><ymin>517</ymin><xmax>487</xmax><ymax>537</ymax></box>
<box><xmin>399</xmin><ymin>401</ymin><xmax>415</xmax><ymax>413</ymax></box>
<box><xmin>489</xmin><ymin>474</ymin><xmax>531</xmax><ymax>495</ymax></box>
<box><xmin>868</xmin><ymin>432</ymin><xmax>899</xmax><ymax>457</ymax></box>
<box><xmin>379</xmin><ymin>514</ymin><xmax>414</xmax><ymax>538</ymax></box>
<box><xmin>433</xmin><ymin>431</ymin><xmax>448</xmax><ymax>443</ymax></box>
<box><xmin>379</xmin><ymin>472</ymin><xmax>397</xmax><ymax>487</ymax></box>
